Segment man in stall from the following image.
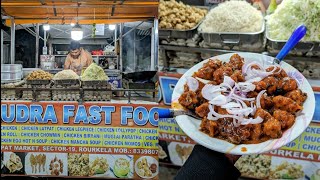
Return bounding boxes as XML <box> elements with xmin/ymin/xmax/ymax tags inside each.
<box><xmin>64</xmin><ymin>41</ymin><xmax>93</xmax><ymax>75</ymax></box>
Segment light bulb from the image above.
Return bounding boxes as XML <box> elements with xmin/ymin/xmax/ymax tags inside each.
<box><xmin>71</xmin><ymin>24</ymin><xmax>83</xmax><ymax>40</ymax></box>
<box><xmin>71</xmin><ymin>30</ymin><xmax>83</xmax><ymax>40</ymax></box>
<box><xmin>109</xmin><ymin>24</ymin><xmax>116</xmax><ymax>30</ymax></box>
<box><xmin>43</xmin><ymin>24</ymin><xmax>50</xmax><ymax>31</ymax></box>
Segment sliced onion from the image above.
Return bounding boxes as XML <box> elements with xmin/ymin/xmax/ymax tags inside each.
<box><xmin>223</xmin><ymin>76</ymin><xmax>235</xmax><ymax>87</ymax></box>
<box><xmin>256</xmin><ymin>90</ymin><xmax>266</xmax><ymax>109</ymax></box>
<box><xmin>245</xmin><ymin>77</ymin><xmax>262</xmax><ymax>83</ymax></box>
<box><xmin>207</xmin><ymin>111</ymin><xmax>218</xmax><ymax>121</ymax></box>
<box><xmin>266</xmin><ymin>65</ymin><xmax>282</xmax><ymax>74</ymax></box>
<box><xmin>209</xmin><ymin>95</ymin><xmax>228</xmax><ymax>105</ymax></box>
<box><xmin>237</xmin><ymin>82</ymin><xmax>256</xmax><ymax>92</ymax></box>
<box><xmin>208</xmin><ymin>104</ymin><xmax>239</xmax><ymax>119</ymax></box>
<box><xmin>233</xmin><ymin>119</ymin><xmax>241</xmax><ymax>127</ymax></box>
<box><xmin>242</xmin><ymin>61</ymin><xmax>264</xmax><ymax>75</ymax></box>
<box><xmin>226</xmin><ymin>108</ymin><xmax>253</xmax><ymax>115</ymax></box>
<box><xmin>220</xmin><ymin>82</ymin><xmax>233</xmax><ymax>91</ymax></box>
<box><xmin>232</xmin><ymin>94</ymin><xmax>255</xmax><ymax>101</ymax></box>
<box><xmin>186</xmin><ymin>77</ymin><xmax>199</xmax><ymax>92</ymax></box>
<box><xmin>240</xmin><ymin>116</ymin><xmax>263</xmax><ymax>125</ymax></box>
<box><xmin>195</xmin><ymin>77</ymin><xmax>210</xmax><ymax>84</ymax></box>
<box><xmin>201</xmin><ymin>84</ymin><xmax>224</xmax><ymax>101</ymax></box>
<box><xmin>250</xmin><ymin>101</ymin><xmax>256</xmax><ymax>116</ymax></box>
<box><xmin>221</xmin><ymin>102</ymin><xmax>242</xmax><ymax>109</ymax></box>
<box><xmin>251</xmin><ymin>69</ymin><xmax>275</xmax><ymax>78</ymax></box>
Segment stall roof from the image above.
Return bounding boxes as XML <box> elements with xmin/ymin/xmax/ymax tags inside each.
<box><xmin>1</xmin><ymin>0</ymin><xmax>159</xmax><ymax>25</ymax></box>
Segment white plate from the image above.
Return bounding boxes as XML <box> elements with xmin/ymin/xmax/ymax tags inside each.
<box><xmin>171</xmin><ymin>52</ymin><xmax>315</xmax><ymax>155</ymax></box>
<box><xmin>168</xmin><ymin>142</ymin><xmax>194</xmax><ymax>166</ymax></box>
<box><xmin>135</xmin><ymin>156</ymin><xmax>158</xmax><ymax>179</ymax></box>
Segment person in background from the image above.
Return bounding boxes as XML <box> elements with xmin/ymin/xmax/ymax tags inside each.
<box><xmin>175</xmin><ymin>145</ymin><xmax>241</xmax><ymax>180</ymax></box>
<box><xmin>64</xmin><ymin>41</ymin><xmax>93</xmax><ymax>75</ymax></box>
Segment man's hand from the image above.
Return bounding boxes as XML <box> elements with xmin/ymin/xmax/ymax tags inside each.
<box><xmin>225</xmin><ymin>154</ymin><xmax>241</xmax><ymax>164</ymax></box>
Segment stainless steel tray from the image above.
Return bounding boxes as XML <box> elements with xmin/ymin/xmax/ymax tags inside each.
<box><xmin>54</xmin><ymin>79</ymin><xmax>80</xmax><ymax>85</ymax></box>
<box><xmin>26</xmin><ymin>80</ymin><xmax>52</xmax><ymax>85</ymax></box>
<box><xmin>199</xmin><ymin>21</ymin><xmax>265</xmax><ymax>51</ymax></box>
<box><xmin>81</xmin><ymin>80</ymin><xmax>111</xmax><ymax>88</ymax></box>
<box><xmin>159</xmin><ymin>6</ymin><xmax>208</xmax><ymax>39</ymax></box>
<box><xmin>266</xmin><ymin>29</ymin><xmax>320</xmax><ymax>55</ymax></box>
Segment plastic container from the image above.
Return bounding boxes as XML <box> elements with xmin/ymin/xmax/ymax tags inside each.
<box><xmin>1</xmin><ymin>71</ymin><xmax>23</xmax><ymax>81</ymax></box>
<box><xmin>1</xmin><ymin>64</ymin><xmax>22</xmax><ymax>72</ymax></box>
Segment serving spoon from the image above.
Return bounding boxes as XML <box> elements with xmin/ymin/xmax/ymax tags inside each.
<box><xmin>158</xmin><ymin>25</ymin><xmax>307</xmax><ymax>119</ymax></box>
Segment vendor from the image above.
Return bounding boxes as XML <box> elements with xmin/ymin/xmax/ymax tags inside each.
<box><xmin>64</xmin><ymin>41</ymin><xmax>93</xmax><ymax>75</ymax></box>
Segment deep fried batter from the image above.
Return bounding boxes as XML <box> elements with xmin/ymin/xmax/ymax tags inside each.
<box><xmin>263</xmin><ymin>117</ymin><xmax>282</xmax><ymax>138</ymax></box>
<box><xmin>228</xmin><ymin>54</ymin><xmax>244</xmax><ymax>70</ymax></box>
<box><xmin>277</xmin><ymin>77</ymin><xmax>298</xmax><ymax>93</ymax></box>
<box><xmin>273</xmin><ymin>96</ymin><xmax>303</xmax><ymax>113</ymax></box>
<box><xmin>273</xmin><ymin>110</ymin><xmax>295</xmax><ymax>129</ymax></box>
<box><xmin>260</xmin><ymin>95</ymin><xmax>274</xmax><ymax>109</ymax></box>
<box><xmin>195</xmin><ymin>102</ymin><xmax>210</xmax><ymax>118</ymax></box>
<box><xmin>285</xmin><ymin>89</ymin><xmax>307</xmax><ymax>105</ymax></box>
<box><xmin>178</xmin><ymin>91</ymin><xmax>199</xmax><ymax>110</ymax></box>
<box><xmin>213</xmin><ymin>66</ymin><xmax>233</xmax><ymax>84</ymax></box>
<box><xmin>178</xmin><ymin>54</ymin><xmax>307</xmax><ymax>145</ymax></box>
<box><xmin>230</xmin><ymin>70</ymin><xmax>245</xmax><ymax>82</ymax></box>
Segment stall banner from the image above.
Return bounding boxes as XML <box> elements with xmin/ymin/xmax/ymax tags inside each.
<box><xmin>235</xmin><ymin>86</ymin><xmax>320</xmax><ymax>180</ymax></box>
<box><xmin>158</xmin><ymin>72</ymin><xmax>320</xmax><ymax>177</ymax></box>
<box><xmin>158</xmin><ymin>73</ymin><xmax>196</xmax><ymax>166</ymax></box>
<box><xmin>235</xmin><ymin>123</ymin><xmax>320</xmax><ymax>180</ymax></box>
<box><xmin>1</xmin><ymin>101</ymin><xmax>159</xmax><ymax>179</ymax></box>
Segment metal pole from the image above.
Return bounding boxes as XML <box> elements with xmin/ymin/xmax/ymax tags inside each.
<box><xmin>114</xmin><ymin>24</ymin><xmax>118</xmax><ymax>70</ymax></box>
<box><xmin>10</xmin><ymin>18</ymin><xmax>15</xmax><ymax>64</ymax></box>
<box><xmin>35</xmin><ymin>24</ymin><xmax>40</xmax><ymax>68</ymax></box>
<box><xmin>133</xmin><ymin>29</ymin><xmax>136</xmax><ymax>71</ymax></box>
<box><xmin>151</xmin><ymin>18</ymin><xmax>159</xmax><ymax>71</ymax></box>
<box><xmin>44</xmin><ymin>30</ymin><xmax>47</xmax><ymax>48</ymax></box>
<box><xmin>119</xmin><ymin>23</ymin><xmax>123</xmax><ymax>72</ymax></box>
<box><xmin>1</xmin><ymin>30</ymin><xmax>3</xmax><ymax>64</ymax></box>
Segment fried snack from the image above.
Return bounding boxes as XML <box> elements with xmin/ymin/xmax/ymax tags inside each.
<box><xmin>137</xmin><ymin>157</ymin><xmax>153</xmax><ymax>177</ymax></box>
<box><xmin>6</xmin><ymin>153</ymin><xmax>23</xmax><ymax>173</ymax></box>
<box><xmin>26</xmin><ymin>70</ymin><xmax>53</xmax><ymax>80</ymax></box>
<box><xmin>68</xmin><ymin>154</ymin><xmax>89</xmax><ymax>176</ymax></box>
<box><xmin>89</xmin><ymin>157</ymin><xmax>109</xmax><ymax>176</ymax></box>
<box><xmin>159</xmin><ymin>0</ymin><xmax>207</xmax><ymax>30</ymax></box>
<box><xmin>175</xmin><ymin>144</ymin><xmax>193</xmax><ymax>163</ymax></box>
<box><xmin>49</xmin><ymin>156</ymin><xmax>64</xmax><ymax>176</ymax></box>
<box><xmin>178</xmin><ymin>54</ymin><xmax>307</xmax><ymax>144</ymax></box>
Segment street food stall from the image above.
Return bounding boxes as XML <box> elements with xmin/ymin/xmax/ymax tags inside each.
<box><xmin>1</xmin><ymin>0</ymin><xmax>161</xmax><ymax>179</ymax></box>
<box><xmin>1</xmin><ymin>0</ymin><xmax>320</xmax><ymax>180</ymax></box>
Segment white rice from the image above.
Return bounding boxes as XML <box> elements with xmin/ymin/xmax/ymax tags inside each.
<box><xmin>198</xmin><ymin>1</ymin><xmax>263</xmax><ymax>33</ymax></box>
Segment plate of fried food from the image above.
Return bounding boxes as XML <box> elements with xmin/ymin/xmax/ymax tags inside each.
<box><xmin>171</xmin><ymin>52</ymin><xmax>315</xmax><ymax>155</ymax></box>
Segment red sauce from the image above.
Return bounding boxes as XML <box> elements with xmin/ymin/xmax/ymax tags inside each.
<box><xmin>241</xmin><ymin>147</ymin><xmax>247</xmax><ymax>152</ymax></box>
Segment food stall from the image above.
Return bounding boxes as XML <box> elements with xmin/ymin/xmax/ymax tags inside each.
<box><xmin>1</xmin><ymin>1</ymin><xmax>160</xmax><ymax>179</ymax></box>
<box><xmin>1</xmin><ymin>0</ymin><xmax>320</xmax><ymax>180</ymax></box>
<box><xmin>156</xmin><ymin>0</ymin><xmax>319</xmax><ymax>179</ymax></box>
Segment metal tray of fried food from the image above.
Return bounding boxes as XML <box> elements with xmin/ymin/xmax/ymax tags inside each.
<box><xmin>266</xmin><ymin>29</ymin><xmax>320</xmax><ymax>55</ymax></box>
<box><xmin>81</xmin><ymin>80</ymin><xmax>110</xmax><ymax>87</ymax></box>
<box><xmin>26</xmin><ymin>79</ymin><xmax>52</xmax><ymax>85</ymax></box>
<box><xmin>199</xmin><ymin>20</ymin><xmax>265</xmax><ymax>51</ymax></box>
<box><xmin>54</xmin><ymin>79</ymin><xmax>80</xmax><ymax>85</ymax></box>
<box><xmin>159</xmin><ymin>6</ymin><xmax>208</xmax><ymax>39</ymax></box>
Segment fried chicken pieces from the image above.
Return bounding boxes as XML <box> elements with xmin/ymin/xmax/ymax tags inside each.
<box><xmin>178</xmin><ymin>54</ymin><xmax>307</xmax><ymax>144</ymax></box>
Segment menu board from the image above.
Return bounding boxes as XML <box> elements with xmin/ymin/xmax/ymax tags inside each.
<box><xmin>1</xmin><ymin>101</ymin><xmax>159</xmax><ymax>179</ymax></box>
<box><xmin>158</xmin><ymin>73</ymin><xmax>196</xmax><ymax>166</ymax></box>
<box><xmin>157</xmin><ymin>72</ymin><xmax>320</xmax><ymax>179</ymax></box>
